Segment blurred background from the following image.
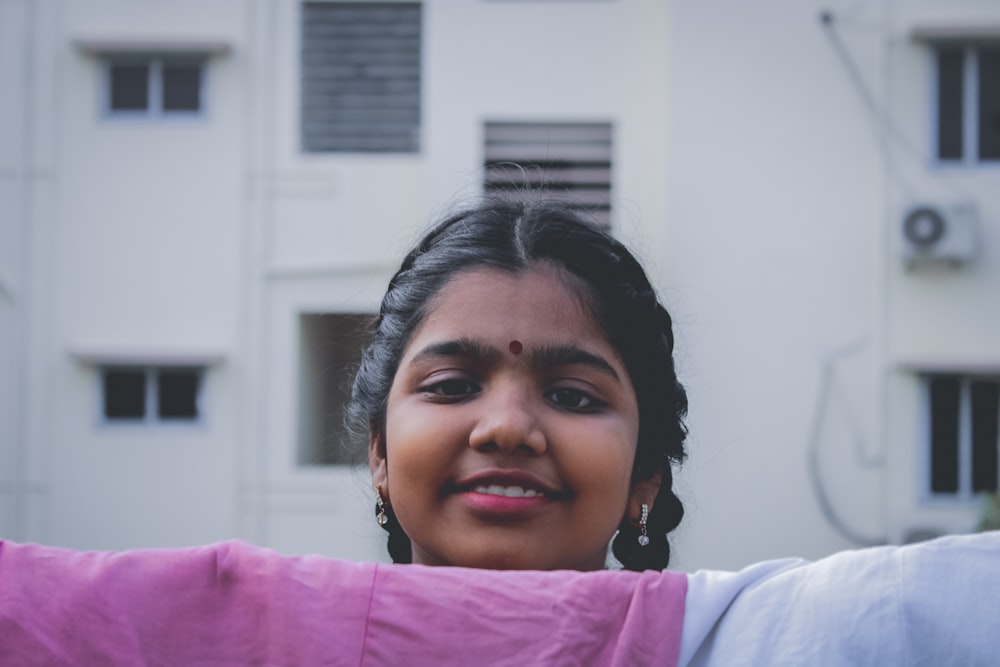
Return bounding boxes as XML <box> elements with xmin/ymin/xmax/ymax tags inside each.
<box><xmin>1</xmin><ymin>0</ymin><xmax>998</xmax><ymax>572</ymax></box>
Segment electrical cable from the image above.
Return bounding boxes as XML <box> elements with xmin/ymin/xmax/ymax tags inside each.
<box><xmin>806</xmin><ymin>339</ymin><xmax>887</xmax><ymax>546</ymax></box>
<box><xmin>818</xmin><ymin>9</ymin><xmax>975</xmax><ymax>202</ymax></box>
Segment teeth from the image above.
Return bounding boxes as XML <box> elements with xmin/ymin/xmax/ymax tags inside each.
<box><xmin>473</xmin><ymin>485</ymin><xmax>541</xmax><ymax>498</ymax></box>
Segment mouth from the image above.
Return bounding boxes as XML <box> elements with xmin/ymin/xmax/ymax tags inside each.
<box><xmin>450</xmin><ymin>470</ymin><xmax>566</xmax><ymax>512</ymax></box>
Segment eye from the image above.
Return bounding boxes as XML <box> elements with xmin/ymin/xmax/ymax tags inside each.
<box><xmin>546</xmin><ymin>387</ymin><xmax>603</xmax><ymax>412</ymax></box>
<box><xmin>421</xmin><ymin>378</ymin><xmax>480</xmax><ymax>400</ymax></box>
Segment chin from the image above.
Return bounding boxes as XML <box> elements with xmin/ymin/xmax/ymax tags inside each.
<box><xmin>445</xmin><ymin>546</ymin><xmax>550</xmax><ymax>571</ymax></box>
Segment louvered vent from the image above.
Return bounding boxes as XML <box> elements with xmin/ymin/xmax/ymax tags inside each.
<box><xmin>301</xmin><ymin>2</ymin><xmax>421</xmax><ymax>153</ymax></box>
<box><xmin>484</xmin><ymin>122</ymin><xmax>613</xmax><ymax>227</ymax></box>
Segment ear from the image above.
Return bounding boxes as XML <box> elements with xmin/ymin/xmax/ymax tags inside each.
<box><xmin>369</xmin><ymin>429</ymin><xmax>388</xmax><ymax>498</ymax></box>
<box><xmin>626</xmin><ymin>471</ymin><xmax>662</xmax><ymax>523</ymax></box>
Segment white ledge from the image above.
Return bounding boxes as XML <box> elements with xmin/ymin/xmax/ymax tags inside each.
<box><xmin>73</xmin><ymin>37</ymin><xmax>232</xmax><ymax>55</ymax></box>
<box><xmin>910</xmin><ymin>25</ymin><xmax>1000</xmax><ymax>42</ymax></box>
<box><xmin>896</xmin><ymin>358</ymin><xmax>1000</xmax><ymax>374</ymax></box>
<box><xmin>70</xmin><ymin>347</ymin><xmax>227</xmax><ymax>366</ymax></box>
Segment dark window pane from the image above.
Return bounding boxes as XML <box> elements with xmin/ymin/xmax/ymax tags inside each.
<box><xmin>110</xmin><ymin>63</ymin><xmax>150</xmax><ymax>111</ymax></box>
<box><xmin>162</xmin><ymin>63</ymin><xmax>202</xmax><ymax>111</ymax></box>
<box><xmin>157</xmin><ymin>369</ymin><xmax>200</xmax><ymax>419</ymax></box>
<box><xmin>937</xmin><ymin>49</ymin><xmax>964</xmax><ymax>160</ymax></box>
<box><xmin>298</xmin><ymin>313</ymin><xmax>371</xmax><ymax>465</ymax></box>
<box><xmin>977</xmin><ymin>47</ymin><xmax>1000</xmax><ymax>160</ymax></box>
<box><xmin>929</xmin><ymin>375</ymin><xmax>961</xmax><ymax>494</ymax></box>
<box><xmin>104</xmin><ymin>369</ymin><xmax>146</xmax><ymax>419</ymax></box>
<box><xmin>971</xmin><ymin>380</ymin><xmax>999</xmax><ymax>492</ymax></box>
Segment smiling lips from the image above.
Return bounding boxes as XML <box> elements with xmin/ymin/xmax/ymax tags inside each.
<box><xmin>453</xmin><ymin>473</ymin><xmax>561</xmax><ymax>517</ymax></box>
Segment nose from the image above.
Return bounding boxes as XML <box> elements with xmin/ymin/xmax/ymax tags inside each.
<box><xmin>468</xmin><ymin>382</ymin><xmax>547</xmax><ymax>455</ymax></box>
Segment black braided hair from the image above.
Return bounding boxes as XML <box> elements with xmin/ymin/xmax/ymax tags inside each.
<box><xmin>348</xmin><ymin>193</ymin><xmax>687</xmax><ymax>570</ymax></box>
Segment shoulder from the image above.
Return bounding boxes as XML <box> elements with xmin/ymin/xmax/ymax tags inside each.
<box><xmin>679</xmin><ymin>531</ymin><xmax>1000</xmax><ymax>667</ymax></box>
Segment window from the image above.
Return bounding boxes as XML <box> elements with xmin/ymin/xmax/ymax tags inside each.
<box><xmin>484</xmin><ymin>122</ymin><xmax>613</xmax><ymax>227</ymax></box>
<box><xmin>298</xmin><ymin>313</ymin><xmax>371</xmax><ymax>465</ymax></box>
<box><xmin>924</xmin><ymin>374</ymin><xmax>999</xmax><ymax>498</ymax></box>
<box><xmin>935</xmin><ymin>45</ymin><xmax>1000</xmax><ymax>163</ymax></box>
<box><xmin>300</xmin><ymin>2</ymin><xmax>422</xmax><ymax>152</ymax></box>
<box><xmin>105</xmin><ymin>56</ymin><xmax>205</xmax><ymax>116</ymax></box>
<box><xmin>101</xmin><ymin>366</ymin><xmax>204</xmax><ymax>423</ymax></box>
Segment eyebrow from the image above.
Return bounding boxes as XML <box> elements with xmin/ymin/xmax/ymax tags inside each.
<box><xmin>529</xmin><ymin>343</ymin><xmax>621</xmax><ymax>381</ymax></box>
<box><xmin>409</xmin><ymin>338</ymin><xmax>620</xmax><ymax>382</ymax></box>
<box><xmin>409</xmin><ymin>337</ymin><xmax>502</xmax><ymax>366</ymax></box>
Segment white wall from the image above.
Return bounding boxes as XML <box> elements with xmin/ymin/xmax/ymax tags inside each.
<box><xmin>253</xmin><ymin>0</ymin><xmax>673</xmax><ymax>562</ymax></box>
<box><xmin>664</xmin><ymin>0</ymin><xmax>1000</xmax><ymax>571</ymax></box>
<box><xmin>881</xmin><ymin>0</ymin><xmax>1000</xmax><ymax>545</ymax></box>
<box><xmin>3</xmin><ymin>0</ymin><xmax>995</xmax><ymax>572</ymax></box>
<box><xmin>1</xmin><ymin>0</ymin><xmax>64</xmax><ymax>545</ymax></box>
<box><xmin>0</xmin><ymin>0</ymin><xmax>25</xmax><ymax>540</ymax></box>
<box><xmin>0</xmin><ymin>0</ymin><xmax>674</xmax><ymax>565</ymax></box>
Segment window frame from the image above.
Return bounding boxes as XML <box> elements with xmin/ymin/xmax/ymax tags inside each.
<box><xmin>920</xmin><ymin>373</ymin><xmax>1000</xmax><ymax>502</ymax></box>
<box><xmin>931</xmin><ymin>43</ymin><xmax>1000</xmax><ymax>168</ymax></box>
<box><xmin>98</xmin><ymin>365</ymin><xmax>206</xmax><ymax>428</ymax></box>
<box><xmin>101</xmin><ymin>54</ymin><xmax>208</xmax><ymax>120</ymax></box>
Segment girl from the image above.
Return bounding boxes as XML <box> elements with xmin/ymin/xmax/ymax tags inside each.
<box><xmin>349</xmin><ymin>195</ymin><xmax>687</xmax><ymax>571</ymax></box>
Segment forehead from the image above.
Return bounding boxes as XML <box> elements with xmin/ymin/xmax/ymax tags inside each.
<box><xmin>411</xmin><ymin>265</ymin><xmax>606</xmax><ymax>348</ymax></box>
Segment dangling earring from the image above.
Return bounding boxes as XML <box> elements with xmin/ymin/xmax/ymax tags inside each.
<box><xmin>637</xmin><ymin>503</ymin><xmax>650</xmax><ymax>546</ymax></box>
<box><xmin>375</xmin><ymin>483</ymin><xmax>388</xmax><ymax>527</ymax></box>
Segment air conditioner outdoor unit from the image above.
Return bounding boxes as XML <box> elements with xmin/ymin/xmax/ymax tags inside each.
<box><xmin>900</xmin><ymin>202</ymin><xmax>979</xmax><ymax>266</ymax></box>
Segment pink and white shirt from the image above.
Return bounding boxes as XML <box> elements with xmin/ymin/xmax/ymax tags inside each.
<box><xmin>1</xmin><ymin>532</ymin><xmax>996</xmax><ymax>665</ymax></box>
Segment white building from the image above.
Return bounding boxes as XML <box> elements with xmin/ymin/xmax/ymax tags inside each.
<box><xmin>1</xmin><ymin>0</ymin><xmax>997</xmax><ymax>572</ymax></box>
<box><xmin>665</xmin><ymin>0</ymin><xmax>1000</xmax><ymax>569</ymax></box>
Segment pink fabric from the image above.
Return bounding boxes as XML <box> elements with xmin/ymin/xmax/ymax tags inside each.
<box><xmin>0</xmin><ymin>540</ymin><xmax>687</xmax><ymax>666</ymax></box>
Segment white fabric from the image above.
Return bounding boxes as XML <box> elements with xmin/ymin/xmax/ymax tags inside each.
<box><xmin>679</xmin><ymin>531</ymin><xmax>1000</xmax><ymax>666</ymax></box>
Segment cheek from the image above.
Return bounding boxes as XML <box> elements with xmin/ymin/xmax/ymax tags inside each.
<box><xmin>383</xmin><ymin>400</ymin><xmax>459</xmax><ymax>495</ymax></box>
<box><xmin>557</xmin><ymin>421</ymin><xmax>638</xmax><ymax>494</ymax></box>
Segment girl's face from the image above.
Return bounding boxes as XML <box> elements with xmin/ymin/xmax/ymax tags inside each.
<box><xmin>371</xmin><ymin>264</ymin><xmax>653</xmax><ymax>570</ymax></box>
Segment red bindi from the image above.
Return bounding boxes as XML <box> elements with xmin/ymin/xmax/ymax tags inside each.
<box><xmin>508</xmin><ymin>340</ymin><xmax>523</xmax><ymax>355</ymax></box>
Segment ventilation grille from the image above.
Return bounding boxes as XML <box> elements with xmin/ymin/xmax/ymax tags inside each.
<box><xmin>301</xmin><ymin>2</ymin><xmax>421</xmax><ymax>153</ymax></box>
<box><xmin>484</xmin><ymin>122</ymin><xmax>613</xmax><ymax>227</ymax></box>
